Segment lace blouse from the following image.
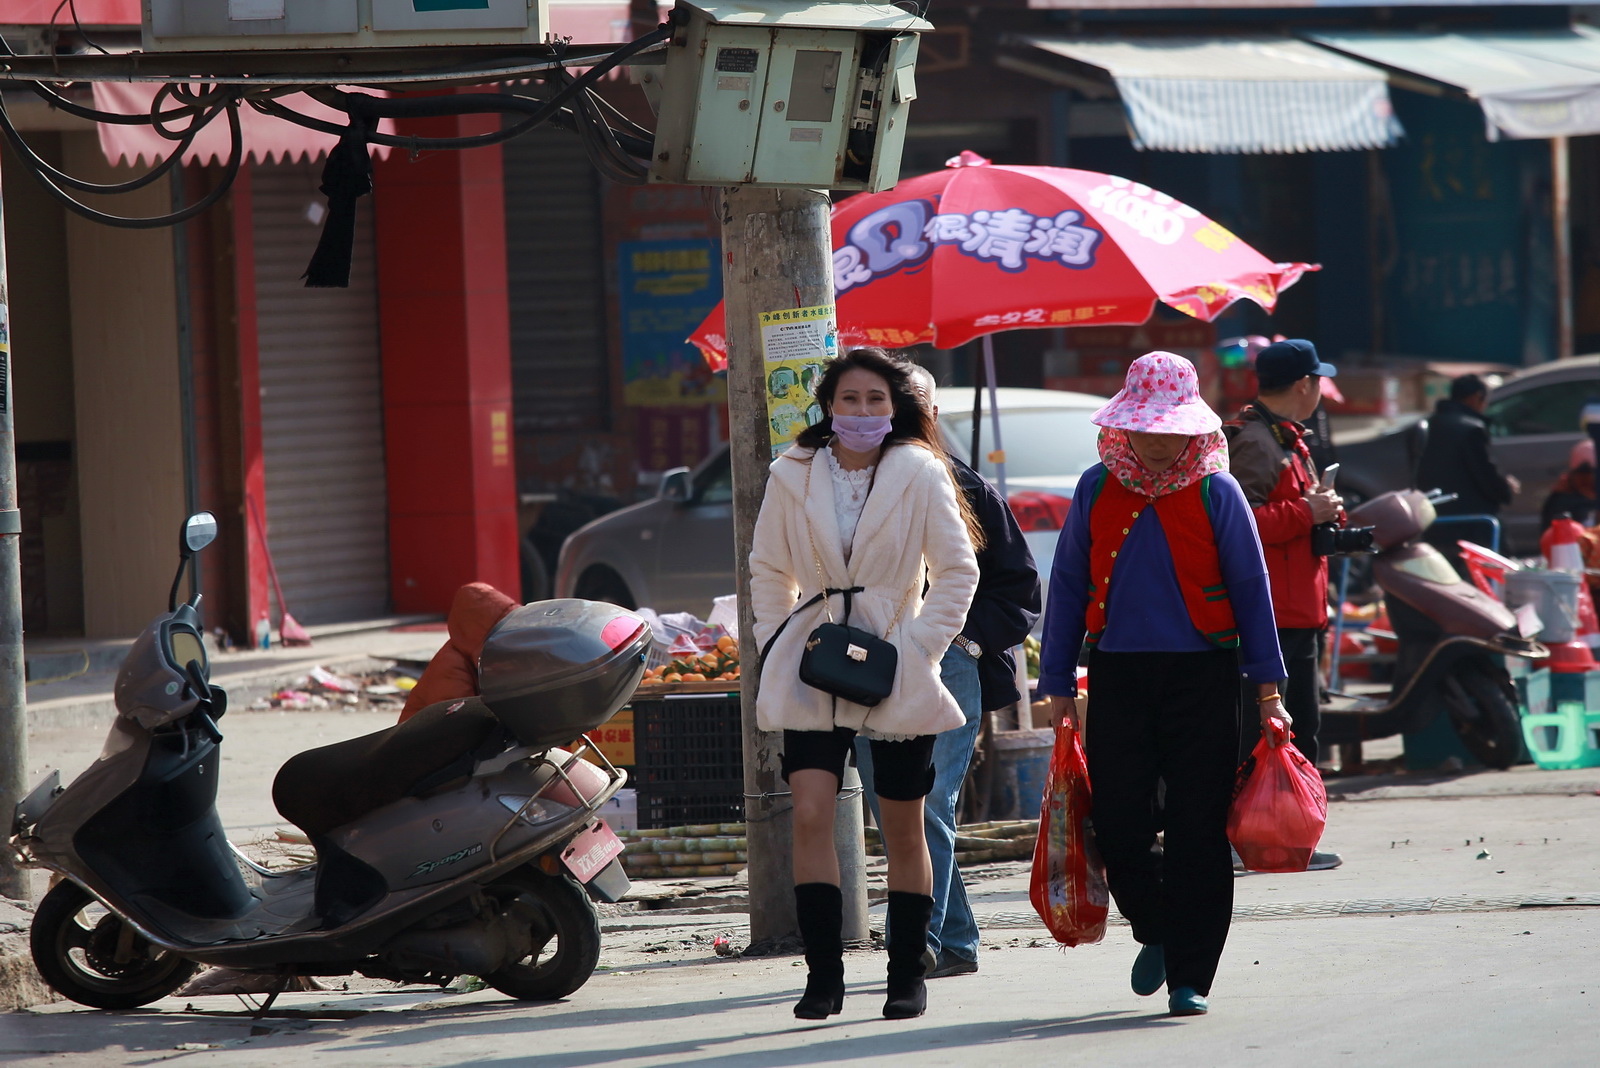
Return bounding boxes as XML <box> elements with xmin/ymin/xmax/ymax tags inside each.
<box><xmin>826</xmin><ymin>447</ymin><xmax>915</xmax><ymax>741</ymax></box>
<box><xmin>826</xmin><ymin>446</ymin><xmax>876</xmax><ymax>562</ymax></box>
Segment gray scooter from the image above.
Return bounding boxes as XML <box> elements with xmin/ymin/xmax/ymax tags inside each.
<box><xmin>1320</xmin><ymin>489</ymin><xmax>1549</xmax><ymax>767</ymax></box>
<box><xmin>10</xmin><ymin>512</ymin><xmax>648</xmax><ymax>1010</ymax></box>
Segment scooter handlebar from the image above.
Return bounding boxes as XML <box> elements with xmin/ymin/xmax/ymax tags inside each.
<box><xmin>191</xmin><ymin>709</ymin><xmax>224</xmax><ymax>744</ymax></box>
<box><xmin>182</xmin><ymin>658</ymin><xmax>226</xmax><ymax>726</ymax></box>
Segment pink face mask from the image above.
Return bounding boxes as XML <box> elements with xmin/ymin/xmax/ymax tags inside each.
<box><xmin>830</xmin><ymin>413</ymin><xmax>894</xmax><ymax>452</ymax></box>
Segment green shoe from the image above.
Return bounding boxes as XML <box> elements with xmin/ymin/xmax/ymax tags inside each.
<box><xmin>1131</xmin><ymin>943</ymin><xmax>1165</xmax><ymax>996</ymax></box>
<box><xmin>1168</xmin><ymin>986</ymin><xmax>1209</xmax><ymax>1016</ymax></box>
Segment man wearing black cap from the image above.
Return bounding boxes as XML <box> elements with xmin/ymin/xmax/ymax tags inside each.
<box><xmin>1225</xmin><ymin>338</ymin><xmax>1343</xmax><ymax>871</ymax></box>
<box><xmin>1414</xmin><ymin>374</ymin><xmax>1519</xmax><ymax>519</ymax></box>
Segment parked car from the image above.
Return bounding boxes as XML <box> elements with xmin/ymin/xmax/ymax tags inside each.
<box><xmin>553</xmin><ymin>387</ymin><xmax>1108</xmax><ymax>620</ymax></box>
<box><xmin>1337</xmin><ymin>355</ymin><xmax>1600</xmax><ymax>556</ymax></box>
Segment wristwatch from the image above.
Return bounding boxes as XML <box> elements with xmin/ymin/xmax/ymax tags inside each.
<box><xmin>953</xmin><ymin>634</ymin><xmax>983</xmax><ymax>659</ymax></box>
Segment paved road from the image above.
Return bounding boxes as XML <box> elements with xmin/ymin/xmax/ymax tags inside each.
<box><xmin>3</xmin><ymin>767</ymin><xmax>1596</xmax><ymax>1067</ymax></box>
<box><xmin>9</xmin><ymin>639</ymin><xmax>1600</xmax><ymax>1065</ymax></box>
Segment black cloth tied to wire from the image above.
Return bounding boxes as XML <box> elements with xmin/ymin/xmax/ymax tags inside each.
<box><xmin>303</xmin><ymin>115</ymin><xmax>374</xmax><ymax>289</ymax></box>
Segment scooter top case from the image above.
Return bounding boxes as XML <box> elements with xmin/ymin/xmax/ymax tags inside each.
<box><xmin>478</xmin><ymin>600</ymin><xmax>651</xmax><ymax>748</ymax></box>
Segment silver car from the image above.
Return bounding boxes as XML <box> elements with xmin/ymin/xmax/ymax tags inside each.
<box><xmin>553</xmin><ymin>387</ymin><xmax>1107</xmax><ymax>618</ymax></box>
<box><xmin>1337</xmin><ymin>355</ymin><xmax>1600</xmax><ymax>554</ymax></box>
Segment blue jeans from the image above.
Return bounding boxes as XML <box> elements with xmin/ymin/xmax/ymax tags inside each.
<box><xmin>855</xmin><ymin>643</ymin><xmax>984</xmax><ymax>963</ymax></box>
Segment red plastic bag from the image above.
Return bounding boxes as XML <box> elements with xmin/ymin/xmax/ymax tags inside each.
<box><xmin>1227</xmin><ymin>718</ymin><xmax>1328</xmax><ymax>872</ymax></box>
<box><xmin>1030</xmin><ymin>721</ymin><xmax>1109</xmax><ymax>945</ymax></box>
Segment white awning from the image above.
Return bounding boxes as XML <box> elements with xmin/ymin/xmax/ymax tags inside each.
<box><xmin>1308</xmin><ymin>28</ymin><xmax>1600</xmax><ymax>140</ymax></box>
<box><xmin>1015</xmin><ymin>36</ymin><xmax>1403</xmax><ymax>154</ymax></box>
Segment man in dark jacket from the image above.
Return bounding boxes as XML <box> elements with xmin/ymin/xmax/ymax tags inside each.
<box><xmin>1226</xmin><ymin>338</ymin><xmax>1342</xmax><ymax>871</ymax></box>
<box><xmin>857</xmin><ymin>364</ymin><xmax>1041</xmax><ymax>978</ymax></box>
<box><xmin>1415</xmin><ymin>374</ymin><xmax>1519</xmax><ymax>517</ymax></box>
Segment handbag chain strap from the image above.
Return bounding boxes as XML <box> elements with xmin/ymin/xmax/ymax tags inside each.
<box><xmin>803</xmin><ymin>452</ymin><xmax>914</xmax><ymax>635</ymax></box>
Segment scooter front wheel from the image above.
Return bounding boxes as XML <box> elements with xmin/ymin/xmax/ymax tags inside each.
<box><xmin>483</xmin><ymin>866</ymin><xmax>601</xmax><ymax>1001</ymax></box>
<box><xmin>1440</xmin><ymin>659</ymin><xmax>1524</xmax><ymax>770</ymax></box>
<box><xmin>30</xmin><ymin>880</ymin><xmax>198</xmax><ymax>1010</ymax></box>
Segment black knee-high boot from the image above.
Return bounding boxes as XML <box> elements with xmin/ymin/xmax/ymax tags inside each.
<box><xmin>883</xmin><ymin>891</ymin><xmax>934</xmax><ymax>1019</ymax></box>
<box><xmin>794</xmin><ymin>883</ymin><xmax>845</xmax><ymax>1019</ymax></box>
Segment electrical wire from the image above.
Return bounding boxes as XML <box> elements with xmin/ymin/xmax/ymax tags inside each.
<box><xmin>563</xmin><ymin>73</ymin><xmax>649</xmax><ymax>182</ymax></box>
<box><xmin>66</xmin><ymin>0</ymin><xmax>111</xmax><ymax>56</ymax></box>
<box><xmin>0</xmin><ymin>21</ymin><xmax>670</xmax><ymax>225</ymax></box>
<box><xmin>0</xmin><ymin>99</ymin><xmax>245</xmax><ymax>228</ymax></box>
<box><xmin>289</xmin><ymin>22</ymin><xmax>668</xmax><ymax>153</ymax></box>
<box><xmin>0</xmin><ymin>98</ymin><xmax>213</xmax><ymax>195</ymax></box>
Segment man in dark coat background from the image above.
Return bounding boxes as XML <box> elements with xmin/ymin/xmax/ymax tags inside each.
<box><xmin>1415</xmin><ymin>374</ymin><xmax>1520</xmax><ymax>517</ymax></box>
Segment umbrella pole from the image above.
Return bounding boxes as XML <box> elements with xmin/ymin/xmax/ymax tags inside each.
<box><xmin>970</xmin><ymin>345</ymin><xmax>984</xmax><ymax>464</ymax></box>
<box><xmin>982</xmin><ymin>334</ymin><xmax>1008</xmax><ymax>500</ymax></box>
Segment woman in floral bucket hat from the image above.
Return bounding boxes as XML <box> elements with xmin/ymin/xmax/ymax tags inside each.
<box><xmin>1036</xmin><ymin>352</ymin><xmax>1287</xmax><ymax>1017</ymax></box>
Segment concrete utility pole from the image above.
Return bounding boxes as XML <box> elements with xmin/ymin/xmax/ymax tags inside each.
<box><xmin>723</xmin><ymin>185</ymin><xmax>867</xmax><ymax>946</ymax></box>
<box><xmin>0</xmin><ymin>172</ymin><xmax>27</xmax><ymax>902</ymax></box>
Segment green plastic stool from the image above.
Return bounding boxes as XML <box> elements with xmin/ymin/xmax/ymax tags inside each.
<box><xmin>1521</xmin><ymin>702</ymin><xmax>1600</xmax><ymax>770</ymax></box>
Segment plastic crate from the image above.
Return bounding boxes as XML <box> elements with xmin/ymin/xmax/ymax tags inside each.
<box><xmin>629</xmin><ymin>691</ymin><xmax>746</xmax><ymax>830</ymax></box>
<box><xmin>1516</xmin><ymin>669</ymin><xmax>1551</xmax><ymax>720</ymax></box>
<box><xmin>1549</xmin><ymin>668</ymin><xmax>1600</xmax><ymax>708</ymax></box>
<box><xmin>631</xmin><ymin>692</ymin><xmax>744</xmax><ymax>786</ymax></box>
<box><xmin>1521</xmin><ymin>702</ymin><xmax>1600</xmax><ymax>770</ymax></box>
<box><xmin>635</xmin><ymin>782</ymin><xmax>746</xmax><ymax>830</ymax></box>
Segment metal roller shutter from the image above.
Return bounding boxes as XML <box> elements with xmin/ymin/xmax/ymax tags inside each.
<box><xmin>503</xmin><ymin>126</ymin><xmax>608</xmax><ymax>436</ymax></box>
<box><xmin>252</xmin><ymin>161</ymin><xmax>391</xmax><ymax>624</ymax></box>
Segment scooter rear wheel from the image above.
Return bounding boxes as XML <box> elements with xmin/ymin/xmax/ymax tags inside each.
<box><xmin>1440</xmin><ymin>659</ymin><xmax>1524</xmax><ymax>770</ymax></box>
<box><xmin>482</xmin><ymin>866</ymin><xmax>601</xmax><ymax>1001</ymax></box>
<box><xmin>30</xmin><ymin>880</ymin><xmax>199</xmax><ymax>1010</ymax></box>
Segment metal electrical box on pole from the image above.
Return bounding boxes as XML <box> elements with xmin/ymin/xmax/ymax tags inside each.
<box><xmin>647</xmin><ymin>2</ymin><xmax>928</xmax><ymax>192</ymax></box>
<box><xmin>643</xmin><ymin>2</ymin><xmax>928</xmax><ymax>943</ymax></box>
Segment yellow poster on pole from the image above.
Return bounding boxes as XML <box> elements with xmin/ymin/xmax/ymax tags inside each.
<box><xmin>760</xmin><ymin>303</ymin><xmax>838</xmax><ymax>456</ymax></box>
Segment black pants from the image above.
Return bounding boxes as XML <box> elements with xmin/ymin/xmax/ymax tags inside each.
<box><xmin>1087</xmin><ymin>648</ymin><xmax>1240</xmax><ymax>996</ymax></box>
<box><xmin>1239</xmin><ymin>627</ymin><xmax>1321</xmax><ymax>768</ymax></box>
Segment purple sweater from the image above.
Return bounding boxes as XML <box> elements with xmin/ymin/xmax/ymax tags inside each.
<box><xmin>1037</xmin><ymin>465</ymin><xmax>1287</xmax><ymax>696</ymax></box>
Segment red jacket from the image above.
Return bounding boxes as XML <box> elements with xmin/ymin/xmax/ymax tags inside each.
<box><xmin>1225</xmin><ymin>407</ymin><xmax>1328</xmax><ymax>630</ymax></box>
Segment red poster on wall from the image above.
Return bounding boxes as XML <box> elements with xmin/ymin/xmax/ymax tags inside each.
<box><xmin>634</xmin><ymin>407</ymin><xmax>711</xmax><ymax>473</ymax></box>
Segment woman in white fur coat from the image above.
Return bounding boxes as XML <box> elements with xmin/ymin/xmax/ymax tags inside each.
<box><xmin>749</xmin><ymin>349</ymin><xmax>980</xmax><ymax>1022</ymax></box>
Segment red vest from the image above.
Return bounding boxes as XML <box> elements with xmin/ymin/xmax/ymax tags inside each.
<box><xmin>1084</xmin><ymin>472</ymin><xmax>1240</xmax><ymax>648</ymax></box>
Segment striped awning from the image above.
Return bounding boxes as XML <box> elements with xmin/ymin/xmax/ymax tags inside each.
<box><xmin>1308</xmin><ymin>29</ymin><xmax>1600</xmax><ymax>141</ymax></box>
<box><xmin>1017</xmin><ymin>36</ymin><xmax>1404</xmax><ymax>154</ymax></box>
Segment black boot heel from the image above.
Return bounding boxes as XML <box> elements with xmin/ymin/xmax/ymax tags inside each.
<box><xmin>883</xmin><ymin>891</ymin><xmax>934</xmax><ymax>1020</ymax></box>
<box><xmin>795</xmin><ymin>974</ymin><xmax>845</xmax><ymax>1019</ymax></box>
<box><xmin>793</xmin><ymin>883</ymin><xmax>845</xmax><ymax>1020</ymax></box>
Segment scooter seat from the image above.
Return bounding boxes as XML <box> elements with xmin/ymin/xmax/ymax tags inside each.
<box><xmin>272</xmin><ymin>696</ymin><xmax>506</xmax><ymax>838</ymax></box>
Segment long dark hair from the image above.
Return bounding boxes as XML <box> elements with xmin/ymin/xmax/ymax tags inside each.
<box><xmin>794</xmin><ymin>348</ymin><xmax>985</xmax><ymax>551</ymax></box>
<box><xmin>794</xmin><ymin>348</ymin><xmax>934</xmax><ymax>453</ymax></box>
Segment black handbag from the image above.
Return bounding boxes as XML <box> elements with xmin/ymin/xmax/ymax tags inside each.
<box><xmin>759</xmin><ymin>588</ymin><xmax>899</xmax><ymax>707</ymax></box>
<box><xmin>800</xmin><ymin>617</ymin><xmax>898</xmax><ymax>707</ymax></box>
<box><xmin>756</xmin><ymin>457</ymin><xmax>908</xmax><ymax>708</ymax></box>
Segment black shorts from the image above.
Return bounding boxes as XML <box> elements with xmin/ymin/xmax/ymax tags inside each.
<box><xmin>781</xmin><ymin>727</ymin><xmax>936</xmax><ymax>801</ymax></box>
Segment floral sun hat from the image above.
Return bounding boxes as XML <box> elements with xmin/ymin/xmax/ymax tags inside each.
<box><xmin>1090</xmin><ymin>351</ymin><xmax>1222</xmax><ymax>436</ymax></box>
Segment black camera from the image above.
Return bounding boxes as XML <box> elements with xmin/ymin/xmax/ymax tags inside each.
<box><xmin>1311</xmin><ymin>522</ymin><xmax>1376</xmax><ymax>556</ymax></box>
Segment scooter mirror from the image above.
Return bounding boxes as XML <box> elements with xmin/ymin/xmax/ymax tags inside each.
<box><xmin>183</xmin><ymin>512</ymin><xmax>218</xmax><ymax>554</ymax></box>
